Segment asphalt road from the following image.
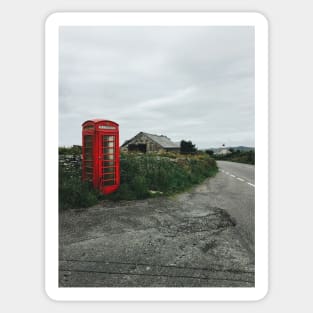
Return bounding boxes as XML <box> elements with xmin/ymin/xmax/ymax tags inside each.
<box><xmin>214</xmin><ymin>161</ymin><xmax>255</xmax><ymax>254</ymax></box>
<box><xmin>59</xmin><ymin>161</ymin><xmax>255</xmax><ymax>287</ymax></box>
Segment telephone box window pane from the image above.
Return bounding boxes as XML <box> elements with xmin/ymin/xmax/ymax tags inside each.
<box><xmin>103</xmin><ymin>141</ymin><xmax>114</xmax><ymax>148</ymax></box>
<box><xmin>85</xmin><ymin>166</ymin><xmax>93</xmax><ymax>172</ymax></box>
<box><xmin>104</xmin><ymin>148</ymin><xmax>114</xmax><ymax>154</ymax></box>
<box><xmin>103</xmin><ymin>179</ymin><xmax>114</xmax><ymax>186</ymax></box>
<box><xmin>84</xmin><ymin>150</ymin><xmax>93</xmax><ymax>161</ymax></box>
<box><xmin>84</xmin><ymin>135</ymin><xmax>93</xmax><ymax>161</ymax></box>
<box><xmin>103</xmin><ymin>167</ymin><xmax>115</xmax><ymax>173</ymax></box>
<box><xmin>103</xmin><ymin>161</ymin><xmax>114</xmax><ymax>166</ymax></box>
<box><xmin>85</xmin><ymin>136</ymin><xmax>92</xmax><ymax>145</ymax></box>
<box><xmin>104</xmin><ymin>135</ymin><xmax>114</xmax><ymax>141</ymax></box>
<box><xmin>85</xmin><ymin>164</ymin><xmax>93</xmax><ymax>180</ymax></box>
<box><xmin>104</xmin><ymin>154</ymin><xmax>114</xmax><ymax>160</ymax></box>
<box><xmin>104</xmin><ymin>173</ymin><xmax>115</xmax><ymax>180</ymax></box>
<box><xmin>84</xmin><ymin>135</ymin><xmax>93</xmax><ymax>180</ymax></box>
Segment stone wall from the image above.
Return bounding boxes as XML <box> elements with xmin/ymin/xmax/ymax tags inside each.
<box><xmin>59</xmin><ymin>154</ymin><xmax>82</xmax><ymax>172</ymax></box>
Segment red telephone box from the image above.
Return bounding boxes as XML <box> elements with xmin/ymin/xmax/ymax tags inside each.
<box><xmin>82</xmin><ymin>119</ymin><xmax>120</xmax><ymax>194</ymax></box>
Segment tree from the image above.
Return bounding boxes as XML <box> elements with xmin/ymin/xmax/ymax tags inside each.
<box><xmin>205</xmin><ymin>149</ymin><xmax>214</xmax><ymax>156</ymax></box>
<box><xmin>180</xmin><ymin>140</ymin><xmax>197</xmax><ymax>154</ymax></box>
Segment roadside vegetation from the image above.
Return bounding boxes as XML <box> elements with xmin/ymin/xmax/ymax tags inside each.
<box><xmin>212</xmin><ymin>149</ymin><xmax>255</xmax><ymax>165</ymax></box>
<box><xmin>59</xmin><ymin>145</ymin><xmax>82</xmax><ymax>155</ymax></box>
<box><xmin>59</xmin><ymin>148</ymin><xmax>217</xmax><ymax>210</ymax></box>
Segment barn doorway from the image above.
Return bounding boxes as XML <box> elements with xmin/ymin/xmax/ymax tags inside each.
<box><xmin>128</xmin><ymin>143</ymin><xmax>147</xmax><ymax>153</ymax></box>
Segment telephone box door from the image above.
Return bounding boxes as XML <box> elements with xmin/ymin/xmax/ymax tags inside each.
<box><xmin>82</xmin><ymin>134</ymin><xmax>94</xmax><ymax>183</ymax></box>
<box><xmin>98</xmin><ymin>133</ymin><xmax>117</xmax><ymax>193</ymax></box>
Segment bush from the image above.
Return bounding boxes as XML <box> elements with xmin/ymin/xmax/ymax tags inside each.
<box><xmin>180</xmin><ymin>140</ymin><xmax>197</xmax><ymax>154</ymax></box>
<box><xmin>59</xmin><ymin>145</ymin><xmax>82</xmax><ymax>156</ymax></box>
<box><xmin>205</xmin><ymin>149</ymin><xmax>214</xmax><ymax>156</ymax></box>
<box><xmin>59</xmin><ymin>151</ymin><xmax>218</xmax><ymax>209</ymax></box>
<box><xmin>59</xmin><ymin>165</ymin><xmax>101</xmax><ymax>210</ymax></box>
<box><xmin>107</xmin><ymin>153</ymin><xmax>217</xmax><ymax>201</ymax></box>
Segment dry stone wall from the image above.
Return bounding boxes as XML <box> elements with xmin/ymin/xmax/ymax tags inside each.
<box><xmin>59</xmin><ymin>154</ymin><xmax>82</xmax><ymax>172</ymax></box>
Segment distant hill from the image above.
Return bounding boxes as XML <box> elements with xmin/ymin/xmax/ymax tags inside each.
<box><xmin>231</xmin><ymin>146</ymin><xmax>255</xmax><ymax>152</ymax></box>
<box><xmin>205</xmin><ymin>146</ymin><xmax>254</xmax><ymax>153</ymax></box>
<box><xmin>208</xmin><ymin>146</ymin><xmax>255</xmax><ymax>165</ymax></box>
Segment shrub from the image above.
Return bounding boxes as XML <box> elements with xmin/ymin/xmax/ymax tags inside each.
<box><xmin>59</xmin><ymin>165</ymin><xmax>101</xmax><ymax>210</ymax></box>
<box><xmin>59</xmin><ymin>145</ymin><xmax>82</xmax><ymax>156</ymax></box>
<box><xmin>59</xmin><ymin>151</ymin><xmax>218</xmax><ymax>209</ymax></box>
<box><xmin>180</xmin><ymin>140</ymin><xmax>197</xmax><ymax>154</ymax></box>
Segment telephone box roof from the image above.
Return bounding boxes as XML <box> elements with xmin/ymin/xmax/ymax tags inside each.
<box><xmin>82</xmin><ymin>119</ymin><xmax>119</xmax><ymax>126</ymax></box>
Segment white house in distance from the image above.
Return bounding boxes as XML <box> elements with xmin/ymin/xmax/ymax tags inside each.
<box><xmin>214</xmin><ymin>148</ymin><xmax>232</xmax><ymax>155</ymax></box>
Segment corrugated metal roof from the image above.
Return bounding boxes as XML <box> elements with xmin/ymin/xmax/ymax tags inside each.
<box><xmin>142</xmin><ymin>132</ymin><xmax>179</xmax><ymax>148</ymax></box>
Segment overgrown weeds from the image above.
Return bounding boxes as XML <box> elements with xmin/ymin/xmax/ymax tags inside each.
<box><xmin>59</xmin><ymin>151</ymin><xmax>218</xmax><ymax>210</ymax></box>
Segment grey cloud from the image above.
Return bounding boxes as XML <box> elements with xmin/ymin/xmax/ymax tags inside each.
<box><xmin>59</xmin><ymin>26</ymin><xmax>254</xmax><ymax>149</ymax></box>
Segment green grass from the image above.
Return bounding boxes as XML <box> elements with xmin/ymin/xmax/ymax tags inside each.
<box><xmin>59</xmin><ymin>165</ymin><xmax>100</xmax><ymax>210</ymax></box>
<box><xmin>59</xmin><ymin>151</ymin><xmax>218</xmax><ymax>210</ymax></box>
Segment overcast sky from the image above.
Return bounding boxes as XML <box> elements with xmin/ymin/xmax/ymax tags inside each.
<box><xmin>59</xmin><ymin>26</ymin><xmax>254</xmax><ymax>149</ymax></box>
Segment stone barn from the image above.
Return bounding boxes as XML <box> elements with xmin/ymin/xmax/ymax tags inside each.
<box><xmin>121</xmin><ymin>132</ymin><xmax>180</xmax><ymax>153</ymax></box>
